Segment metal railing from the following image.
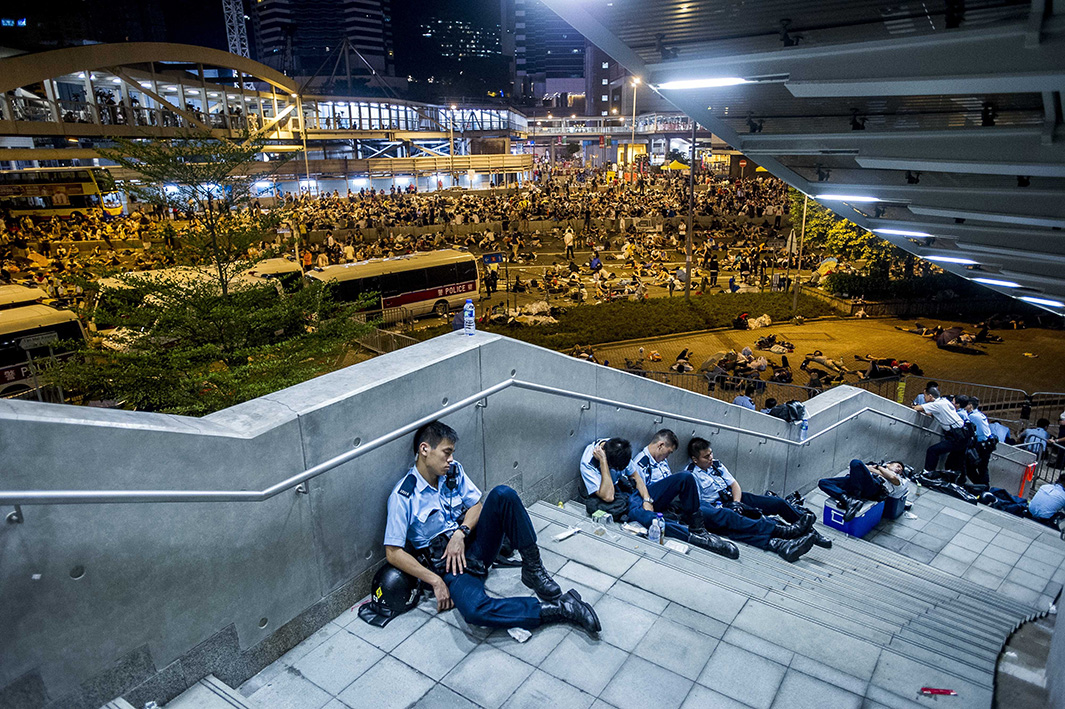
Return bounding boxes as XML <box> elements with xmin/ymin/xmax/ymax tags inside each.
<box><xmin>0</xmin><ymin>378</ymin><xmax>951</xmax><ymax>507</ymax></box>
<box><xmin>355</xmin><ymin>327</ymin><xmax>419</xmax><ymax>355</ymax></box>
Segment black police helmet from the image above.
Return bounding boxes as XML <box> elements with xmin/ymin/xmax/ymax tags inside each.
<box><xmin>358</xmin><ymin>564</ymin><xmax>422</xmax><ymax>628</ymax></box>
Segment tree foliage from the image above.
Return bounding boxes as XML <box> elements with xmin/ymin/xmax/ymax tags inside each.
<box><xmin>100</xmin><ymin>131</ymin><xmax>283</xmax><ymax>294</ymax></box>
<box><xmin>47</xmin><ymin>132</ymin><xmax>378</xmax><ymax>415</ymax></box>
<box><xmin>789</xmin><ymin>189</ymin><xmax>902</xmax><ymax>274</ymax></box>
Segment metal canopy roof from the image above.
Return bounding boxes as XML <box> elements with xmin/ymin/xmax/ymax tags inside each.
<box><xmin>542</xmin><ymin>0</ymin><xmax>1065</xmax><ymax>314</ymax></box>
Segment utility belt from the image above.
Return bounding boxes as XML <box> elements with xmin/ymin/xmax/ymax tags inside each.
<box><xmin>414</xmin><ymin>529</ymin><xmax>488</xmax><ymax>579</ymax></box>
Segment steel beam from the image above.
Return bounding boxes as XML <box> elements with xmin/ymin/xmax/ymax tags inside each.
<box><xmin>638</xmin><ymin>20</ymin><xmax>1065</xmax><ymax>98</ymax></box>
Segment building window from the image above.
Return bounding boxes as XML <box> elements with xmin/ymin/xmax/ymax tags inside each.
<box><xmin>601</xmin><ymin>94</ymin><xmax>608</xmax><ymax>101</ymax></box>
<box><xmin>601</xmin><ymin>110</ymin><xmax>608</xmax><ymax>116</ymax></box>
<box><xmin>601</xmin><ymin>79</ymin><xmax>608</xmax><ymax>85</ymax></box>
<box><xmin>601</xmin><ymin>62</ymin><xmax>609</xmax><ymax>69</ymax></box>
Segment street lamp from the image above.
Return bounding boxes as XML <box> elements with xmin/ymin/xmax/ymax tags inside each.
<box><xmin>449</xmin><ymin>104</ymin><xmax>457</xmax><ymax>188</ymax></box>
<box><xmin>630</xmin><ymin>77</ymin><xmax>640</xmax><ymax>165</ymax></box>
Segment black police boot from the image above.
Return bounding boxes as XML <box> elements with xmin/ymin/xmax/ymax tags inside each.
<box><xmin>770</xmin><ymin>513</ymin><xmax>814</xmax><ymax>540</ymax></box>
<box><xmin>809</xmin><ymin>528</ymin><xmax>834</xmax><ymax>549</ymax></box>
<box><xmin>768</xmin><ymin>533</ymin><xmax>816</xmax><ymax>563</ymax></box>
<box><xmin>686</xmin><ymin>511</ymin><xmax>708</xmax><ymax>536</ymax></box>
<box><xmin>539</xmin><ymin>589</ymin><xmax>601</xmax><ymax>634</ymax></box>
<box><xmin>520</xmin><ymin>545</ymin><xmax>562</xmax><ymax>601</ymax></box>
<box><xmin>799</xmin><ymin>508</ymin><xmax>830</xmax><ymax>547</ymax></box>
<box><xmin>841</xmin><ymin>496</ymin><xmax>866</xmax><ymax>523</ymax></box>
<box><xmin>689</xmin><ymin>531</ymin><xmax>740</xmax><ymax>559</ymax></box>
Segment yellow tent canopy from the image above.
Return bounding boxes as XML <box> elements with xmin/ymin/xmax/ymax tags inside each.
<box><xmin>665</xmin><ymin>160</ymin><xmax>690</xmax><ymax>170</ymax></box>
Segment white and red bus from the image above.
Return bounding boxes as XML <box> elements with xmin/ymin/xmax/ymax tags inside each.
<box><xmin>307</xmin><ymin>250</ymin><xmax>479</xmax><ymax>317</ymax></box>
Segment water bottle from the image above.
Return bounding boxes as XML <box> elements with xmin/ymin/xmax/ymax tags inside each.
<box><xmin>647</xmin><ymin>514</ymin><xmax>661</xmax><ymax>544</ymax></box>
<box><xmin>462</xmin><ymin>299</ymin><xmax>475</xmax><ymax>336</ymax></box>
<box><xmin>800</xmin><ymin>417</ymin><xmax>809</xmax><ymax>442</ymax></box>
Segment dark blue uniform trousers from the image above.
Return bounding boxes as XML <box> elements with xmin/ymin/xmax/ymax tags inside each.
<box><xmin>740</xmin><ymin>492</ymin><xmax>804</xmax><ymax>524</ymax></box>
<box><xmin>700</xmin><ymin>504</ymin><xmax>776</xmax><ymax>550</ymax></box>
<box><xmin>818</xmin><ymin>459</ymin><xmax>883</xmax><ymax>502</ymax></box>
<box><xmin>441</xmin><ymin>486</ymin><xmax>542</xmax><ymax>629</ymax></box>
<box><xmin>926</xmin><ymin>432</ymin><xmax>966</xmax><ymax>472</ymax></box>
<box><xmin>627</xmin><ymin>472</ymin><xmax>702</xmax><ymax>540</ymax></box>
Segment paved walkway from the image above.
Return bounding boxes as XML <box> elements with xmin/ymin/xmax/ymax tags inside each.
<box><xmin>593</xmin><ymin>317</ymin><xmax>1065</xmax><ymax>395</ymax></box>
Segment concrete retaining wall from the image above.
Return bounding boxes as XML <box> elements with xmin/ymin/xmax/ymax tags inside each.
<box><xmin>0</xmin><ymin>332</ymin><xmax>978</xmax><ymax>707</ymax></box>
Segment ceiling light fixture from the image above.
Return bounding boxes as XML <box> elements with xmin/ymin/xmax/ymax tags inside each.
<box><xmin>926</xmin><ymin>255</ymin><xmax>979</xmax><ymax>265</ymax></box>
<box><xmin>972</xmin><ymin>278</ymin><xmax>1021</xmax><ymax>288</ymax></box>
<box><xmin>1020</xmin><ymin>296</ymin><xmax>1064</xmax><ymax>307</ymax></box>
<box><xmin>873</xmin><ymin>228</ymin><xmax>932</xmax><ymax>237</ymax></box>
<box><xmin>815</xmin><ymin>194</ymin><xmax>880</xmax><ymax>203</ymax></box>
<box><xmin>656</xmin><ymin>77</ymin><xmax>749</xmax><ymax>90</ymax></box>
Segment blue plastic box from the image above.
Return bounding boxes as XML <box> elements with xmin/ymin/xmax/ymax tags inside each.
<box><xmin>883</xmin><ymin>494</ymin><xmax>907</xmax><ymax>520</ymax></box>
<box><xmin>823</xmin><ymin>499</ymin><xmax>885</xmax><ymax>538</ymax></box>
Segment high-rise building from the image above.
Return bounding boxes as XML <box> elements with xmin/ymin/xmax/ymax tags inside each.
<box><xmin>0</xmin><ymin>0</ymin><xmax>171</xmax><ymax>51</ymax></box>
<box><xmin>501</xmin><ymin>0</ymin><xmax>584</xmax><ymax>107</ymax></box>
<box><xmin>251</xmin><ymin>0</ymin><xmax>393</xmax><ymax>78</ymax></box>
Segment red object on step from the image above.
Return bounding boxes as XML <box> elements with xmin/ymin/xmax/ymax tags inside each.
<box><xmin>1018</xmin><ymin>463</ymin><xmax>1036</xmax><ymax>497</ymax></box>
<box><xmin>920</xmin><ymin>687</ymin><xmax>958</xmax><ymax>696</ymax></box>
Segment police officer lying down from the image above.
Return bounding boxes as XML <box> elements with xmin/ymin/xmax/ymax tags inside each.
<box><xmin>381</xmin><ymin>421</ymin><xmax>600</xmax><ymax>634</ymax></box>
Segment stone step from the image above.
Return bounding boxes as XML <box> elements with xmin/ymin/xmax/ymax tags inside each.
<box><xmin>530</xmin><ymin>504</ymin><xmax>999</xmax><ymax>706</ymax></box>
<box><xmin>163</xmin><ymin>675</ymin><xmax>253</xmax><ymax>709</ymax></box>
<box><xmin>532</xmin><ymin>500</ymin><xmax>1032</xmax><ymax>672</ymax></box>
<box><xmin>99</xmin><ymin>700</ymin><xmax>136</xmax><ymax>709</ymax></box>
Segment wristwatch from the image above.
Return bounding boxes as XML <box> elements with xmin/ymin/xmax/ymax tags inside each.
<box><xmin>456</xmin><ymin>524</ymin><xmax>472</xmax><ymax>538</ymax></box>
<box><xmin>643</xmin><ymin>497</ymin><xmax>653</xmax><ymax>504</ymax></box>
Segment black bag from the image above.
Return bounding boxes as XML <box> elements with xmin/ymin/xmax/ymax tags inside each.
<box><xmin>769</xmin><ymin>400</ymin><xmax>807</xmax><ymax>423</ymax></box>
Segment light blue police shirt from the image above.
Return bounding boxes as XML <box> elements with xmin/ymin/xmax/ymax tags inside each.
<box><xmin>384</xmin><ymin>462</ymin><xmax>482</xmax><ymax>550</ymax></box>
<box><xmin>684</xmin><ymin>460</ymin><xmax>736</xmax><ymax>507</ymax></box>
<box><xmin>630</xmin><ymin>446</ymin><xmax>672</xmax><ymax>487</ymax></box>
<box><xmin>969</xmin><ymin>410</ymin><xmax>992</xmax><ymax>441</ymax></box>
<box><xmin>580</xmin><ymin>439</ymin><xmax>635</xmax><ymax>496</ymax></box>
<box><xmin>1029</xmin><ymin>483</ymin><xmax>1065</xmax><ymax>520</ymax></box>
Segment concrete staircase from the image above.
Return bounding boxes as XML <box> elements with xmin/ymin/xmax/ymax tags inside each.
<box><xmin>526</xmin><ymin>497</ymin><xmax>1043</xmax><ymax>707</ymax></box>
<box><xmin>131</xmin><ymin>492</ymin><xmax>1057</xmax><ymax>709</ymax></box>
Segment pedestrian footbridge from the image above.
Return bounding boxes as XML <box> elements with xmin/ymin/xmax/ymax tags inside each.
<box><xmin>0</xmin><ymin>43</ymin><xmax>527</xmax><ymax>169</ymax></box>
<box><xmin>0</xmin><ymin>333</ymin><xmax>1060</xmax><ymax>708</ymax></box>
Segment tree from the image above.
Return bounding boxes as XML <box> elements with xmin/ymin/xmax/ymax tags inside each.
<box><xmin>789</xmin><ymin>189</ymin><xmax>902</xmax><ymax>273</ymax></box>
<box><xmin>48</xmin><ymin>132</ymin><xmax>378</xmax><ymax>415</ymax></box>
<box><xmin>100</xmin><ymin>131</ymin><xmax>275</xmax><ymax>295</ymax></box>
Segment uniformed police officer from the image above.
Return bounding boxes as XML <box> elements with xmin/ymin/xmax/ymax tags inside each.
<box><xmin>961</xmin><ymin>396</ymin><xmax>994</xmax><ymax>486</ymax></box>
<box><xmin>685</xmin><ymin>438</ymin><xmax>819</xmax><ymax>562</ymax></box>
<box><xmin>915</xmin><ymin>387</ymin><xmax>968</xmax><ymax>475</ymax></box>
<box><xmin>582</xmin><ymin>429</ymin><xmax>739</xmax><ymax>558</ymax></box>
<box><xmin>384</xmin><ymin>421</ymin><xmax>600</xmax><ymax>633</ymax></box>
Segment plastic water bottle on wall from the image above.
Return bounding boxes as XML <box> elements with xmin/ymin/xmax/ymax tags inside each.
<box><xmin>463</xmin><ymin>299</ymin><xmax>476</xmax><ymax>336</ymax></box>
<box><xmin>800</xmin><ymin>417</ymin><xmax>809</xmax><ymax>442</ymax></box>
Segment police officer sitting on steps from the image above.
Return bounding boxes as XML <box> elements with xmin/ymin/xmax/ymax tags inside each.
<box><xmin>685</xmin><ymin>438</ymin><xmax>821</xmax><ymax>563</ymax></box>
<box><xmin>383</xmin><ymin>421</ymin><xmax>600</xmax><ymax>634</ymax></box>
<box><xmin>580</xmin><ymin>429</ymin><xmax>740</xmax><ymax>558</ymax></box>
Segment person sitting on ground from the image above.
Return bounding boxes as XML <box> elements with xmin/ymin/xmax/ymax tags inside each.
<box><xmin>579</xmin><ymin>430</ymin><xmax>738</xmax><ymax>558</ymax></box>
<box><xmin>912</xmin><ymin>381</ymin><xmax>939</xmax><ymax>407</ymax></box>
<box><xmin>1028</xmin><ymin>473</ymin><xmax>1065</xmax><ymax>528</ymax></box>
<box><xmin>684</xmin><ymin>438</ymin><xmax>822</xmax><ymax>561</ymax></box>
<box><xmin>759</xmin><ymin>397</ymin><xmax>778</xmax><ymax>415</ymax></box>
<box><xmin>818</xmin><ymin>459</ymin><xmax>908</xmax><ymax>522</ymax></box>
<box><xmin>732</xmin><ymin>385</ymin><xmax>757</xmax><ymax>410</ymax></box>
<box><xmin>384</xmin><ymin>421</ymin><xmax>600</xmax><ymax>633</ymax></box>
<box><xmin>1020</xmin><ymin>419</ymin><xmax>1052</xmax><ymax>456</ymax></box>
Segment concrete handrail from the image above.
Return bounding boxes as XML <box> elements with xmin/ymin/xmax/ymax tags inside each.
<box><xmin>0</xmin><ymin>378</ymin><xmax>950</xmax><ymax>506</ymax></box>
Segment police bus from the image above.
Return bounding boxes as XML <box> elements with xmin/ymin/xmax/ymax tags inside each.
<box><xmin>306</xmin><ymin>250</ymin><xmax>479</xmax><ymax>317</ymax></box>
<box><xmin>0</xmin><ymin>167</ymin><xmax>123</xmax><ymax>221</ymax></box>
<box><xmin>0</xmin><ymin>284</ymin><xmax>49</xmax><ymax>311</ymax></box>
<box><xmin>0</xmin><ymin>305</ymin><xmax>86</xmax><ymax>399</ymax></box>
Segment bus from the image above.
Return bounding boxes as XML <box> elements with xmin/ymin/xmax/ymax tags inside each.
<box><xmin>0</xmin><ymin>167</ymin><xmax>123</xmax><ymax>221</ymax></box>
<box><xmin>0</xmin><ymin>304</ymin><xmax>86</xmax><ymax>399</ymax></box>
<box><xmin>306</xmin><ymin>250</ymin><xmax>479</xmax><ymax>318</ymax></box>
<box><xmin>0</xmin><ymin>284</ymin><xmax>49</xmax><ymax>310</ymax></box>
